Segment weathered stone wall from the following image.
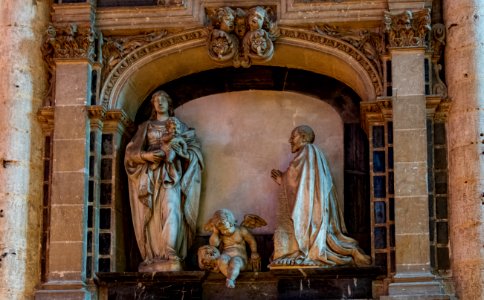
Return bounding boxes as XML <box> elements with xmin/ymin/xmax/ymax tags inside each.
<box><xmin>444</xmin><ymin>0</ymin><xmax>484</xmax><ymax>298</ymax></box>
<box><xmin>0</xmin><ymin>1</ymin><xmax>50</xmax><ymax>299</ymax></box>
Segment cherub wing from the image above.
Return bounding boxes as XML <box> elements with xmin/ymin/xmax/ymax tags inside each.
<box><xmin>240</xmin><ymin>214</ymin><xmax>267</xmax><ymax>229</ymax></box>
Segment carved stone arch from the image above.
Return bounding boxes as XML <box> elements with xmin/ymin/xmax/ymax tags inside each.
<box><xmin>100</xmin><ymin>27</ymin><xmax>382</xmax><ymax>120</ymax></box>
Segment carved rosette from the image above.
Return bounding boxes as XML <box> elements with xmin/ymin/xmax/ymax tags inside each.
<box><xmin>384</xmin><ymin>8</ymin><xmax>431</xmax><ymax>48</ymax></box>
<box><xmin>205</xmin><ymin>6</ymin><xmax>279</xmax><ymax>68</ymax></box>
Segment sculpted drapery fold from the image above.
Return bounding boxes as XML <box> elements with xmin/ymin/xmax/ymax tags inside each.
<box><xmin>272</xmin><ymin>127</ymin><xmax>370</xmax><ymax>267</ymax></box>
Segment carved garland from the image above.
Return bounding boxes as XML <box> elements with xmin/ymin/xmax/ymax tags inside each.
<box><xmin>100</xmin><ymin>27</ymin><xmax>383</xmax><ymax>108</ymax></box>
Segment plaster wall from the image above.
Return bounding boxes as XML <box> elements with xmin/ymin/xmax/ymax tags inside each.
<box><xmin>444</xmin><ymin>0</ymin><xmax>484</xmax><ymax>298</ymax></box>
<box><xmin>0</xmin><ymin>1</ymin><xmax>50</xmax><ymax>299</ymax></box>
<box><xmin>175</xmin><ymin>90</ymin><xmax>344</xmax><ymax>234</ymax></box>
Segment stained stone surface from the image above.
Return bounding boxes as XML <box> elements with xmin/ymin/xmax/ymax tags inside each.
<box><xmin>0</xmin><ymin>0</ymin><xmax>50</xmax><ymax>299</ymax></box>
<box><xmin>444</xmin><ymin>0</ymin><xmax>484</xmax><ymax>298</ymax></box>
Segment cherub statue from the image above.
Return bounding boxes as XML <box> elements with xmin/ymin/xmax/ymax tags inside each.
<box><xmin>198</xmin><ymin>209</ymin><xmax>266</xmax><ymax>288</ymax></box>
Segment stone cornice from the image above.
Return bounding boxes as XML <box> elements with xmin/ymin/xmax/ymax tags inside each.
<box><xmin>88</xmin><ymin>105</ymin><xmax>106</xmax><ymax>131</ymax></box>
<box><xmin>104</xmin><ymin>109</ymin><xmax>135</xmax><ymax>135</ymax></box>
<box><xmin>361</xmin><ymin>96</ymin><xmax>451</xmax><ymax>134</ymax></box>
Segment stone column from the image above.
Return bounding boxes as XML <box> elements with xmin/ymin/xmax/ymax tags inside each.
<box><xmin>382</xmin><ymin>9</ymin><xmax>448</xmax><ymax>298</ymax></box>
<box><xmin>0</xmin><ymin>1</ymin><xmax>50</xmax><ymax>299</ymax></box>
<box><xmin>35</xmin><ymin>21</ymin><xmax>97</xmax><ymax>299</ymax></box>
<box><xmin>444</xmin><ymin>0</ymin><xmax>484</xmax><ymax>298</ymax></box>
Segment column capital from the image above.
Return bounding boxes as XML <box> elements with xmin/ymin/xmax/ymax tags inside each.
<box><xmin>384</xmin><ymin>8</ymin><xmax>431</xmax><ymax>49</ymax></box>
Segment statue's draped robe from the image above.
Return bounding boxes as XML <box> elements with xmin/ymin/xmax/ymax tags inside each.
<box><xmin>273</xmin><ymin>144</ymin><xmax>369</xmax><ymax>266</ymax></box>
<box><xmin>125</xmin><ymin>118</ymin><xmax>203</xmax><ymax>262</ymax></box>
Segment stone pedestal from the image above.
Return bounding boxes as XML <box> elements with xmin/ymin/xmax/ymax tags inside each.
<box><xmin>96</xmin><ymin>267</ymin><xmax>381</xmax><ymax>300</ymax></box>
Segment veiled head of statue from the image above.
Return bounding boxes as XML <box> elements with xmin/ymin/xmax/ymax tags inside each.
<box><xmin>150</xmin><ymin>90</ymin><xmax>174</xmax><ymax>117</ymax></box>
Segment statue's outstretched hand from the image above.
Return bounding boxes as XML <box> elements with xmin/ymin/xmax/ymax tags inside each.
<box><xmin>271</xmin><ymin>169</ymin><xmax>282</xmax><ymax>185</ymax></box>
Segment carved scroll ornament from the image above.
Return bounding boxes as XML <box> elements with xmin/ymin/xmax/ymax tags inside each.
<box><xmin>101</xmin><ymin>31</ymin><xmax>168</xmax><ymax>83</ymax></box>
<box><xmin>206</xmin><ymin>6</ymin><xmax>279</xmax><ymax>67</ymax></box>
<box><xmin>314</xmin><ymin>24</ymin><xmax>384</xmax><ymax>83</ymax></box>
<box><xmin>430</xmin><ymin>23</ymin><xmax>447</xmax><ymax>98</ymax></box>
<box><xmin>384</xmin><ymin>8</ymin><xmax>431</xmax><ymax>48</ymax></box>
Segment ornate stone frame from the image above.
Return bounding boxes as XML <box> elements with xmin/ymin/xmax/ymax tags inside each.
<box><xmin>100</xmin><ymin>26</ymin><xmax>382</xmax><ymax>116</ymax></box>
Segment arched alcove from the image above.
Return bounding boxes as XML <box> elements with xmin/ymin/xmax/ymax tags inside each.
<box><xmin>121</xmin><ymin>67</ymin><xmax>371</xmax><ymax>270</ymax></box>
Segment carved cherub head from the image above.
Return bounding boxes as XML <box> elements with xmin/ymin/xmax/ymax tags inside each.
<box><xmin>212</xmin><ymin>209</ymin><xmax>237</xmax><ymax>235</ymax></box>
<box><xmin>164</xmin><ymin>117</ymin><xmax>181</xmax><ymax>138</ymax></box>
<box><xmin>234</xmin><ymin>8</ymin><xmax>247</xmax><ymax>39</ymax></box>
<box><xmin>247</xmin><ymin>6</ymin><xmax>267</xmax><ymax>31</ymax></box>
<box><xmin>198</xmin><ymin>245</ymin><xmax>221</xmax><ymax>271</ymax></box>
<box><xmin>215</xmin><ymin>7</ymin><xmax>235</xmax><ymax>32</ymax></box>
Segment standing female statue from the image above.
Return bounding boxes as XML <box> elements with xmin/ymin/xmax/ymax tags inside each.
<box><xmin>125</xmin><ymin>90</ymin><xmax>204</xmax><ymax>272</ymax></box>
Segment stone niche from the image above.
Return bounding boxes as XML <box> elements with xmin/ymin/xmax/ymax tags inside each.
<box><xmin>97</xmin><ymin>68</ymin><xmax>376</xmax><ymax>299</ymax></box>
<box><xmin>175</xmin><ymin>90</ymin><xmax>344</xmax><ymax>234</ymax></box>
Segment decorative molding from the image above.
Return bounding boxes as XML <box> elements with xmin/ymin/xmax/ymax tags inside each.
<box><xmin>100</xmin><ymin>28</ymin><xmax>207</xmax><ymax>108</ymax></box>
<box><xmin>99</xmin><ymin>26</ymin><xmax>383</xmax><ymax>109</ymax></box>
<box><xmin>205</xmin><ymin>6</ymin><xmax>279</xmax><ymax>68</ymax></box>
<box><xmin>156</xmin><ymin>0</ymin><xmax>185</xmax><ymax>6</ymax></box>
<box><xmin>104</xmin><ymin>109</ymin><xmax>135</xmax><ymax>135</ymax></box>
<box><xmin>360</xmin><ymin>102</ymin><xmax>383</xmax><ymax>135</ymax></box>
<box><xmin>279</xmin><ymin>27</ymin><xmax>383</xmax><ymax>97</ymax></box>
<box><xmin>88</xmin><ymin>105</ymin><xmax>106</xmax><ymax>131</ymax></box>
<box><xmin>101</xmin><ymin>30</ymin><xmax>168</xmax><ymax>83</ymax></box>
<box><xmin>384</xmin><ymin>8</ymin><xmax>431</xmax><ymax>48</ymax></box>
<box><xmin>433</xmin><ymin>98</ymin><xmax>452</xmax><ymax>123</ymax></box>
<box><xmin>360</xmin><ymin>98</ymin><xmax>393</xmax><ymax>134</ymax></box>
<box><xmin>37</xmin><ymin>107</ymin><xmax>55</xmax><ymax>133</ymax></box>
<box><xmin>313</xmin><ymin>24</ymin><xmax>384</xmax><ymax>83</ymax></box>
